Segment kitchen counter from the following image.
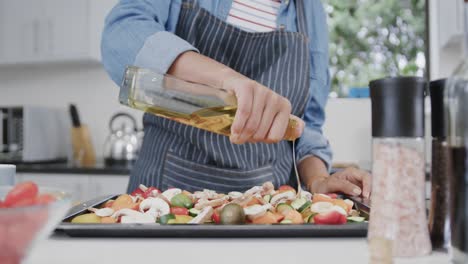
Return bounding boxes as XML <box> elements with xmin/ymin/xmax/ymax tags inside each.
<box><xmin>16</xmin><ymin>162</ymin><xmax>131</xmax><ymax>175</ymax></box>
<box><xmin>27</xmin><ymin>235</ymin><xmax>449</xmax><ymax>264</ymax></box>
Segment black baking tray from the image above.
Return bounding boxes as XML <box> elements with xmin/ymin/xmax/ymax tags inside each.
<box><xmin>56</xmin><ymin>194</ymin><xmax>368</xmax><ymax>238</ymax></box>
<box><xmin>56</xmin><ymin>222</ymin><xmax>368</xmax><ymax>238</ymax></box>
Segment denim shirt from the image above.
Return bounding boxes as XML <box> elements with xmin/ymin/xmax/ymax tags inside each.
<box><xmin>101</xmin><ymin>0</ymin><xmax>333</xmax><ymax>170</ymax></box>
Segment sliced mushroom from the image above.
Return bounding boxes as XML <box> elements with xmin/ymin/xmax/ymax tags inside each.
<box><xmin>228</xmin><ymin>191</ymin><xmax>244</xmax><ymax>199</ymax></box>
<box><xmin>194</xmin><ymin>197</ymin><xmax>229</xmax><ymax>210</ymax></box>
<box><xmin>88</xmin><ymin>207</ymin><xmax>114</xmax><ymax>217</ymax></box>
<box><xmin>230</xmin><ymin>194</ymin><xmax>254</xmax><ymax>207</ymax></box>
<box><xmin>189</xmin><ymin>206</ymin><xmax>214</xmax><ymax>224</ymax></box>
<box><xmin>162</xmin><ymin>188</ymin><xmax>182</xmax><ymax>201</ymax></box>
<box><xmin>139</xmin><ymin>197</ymin><xmax>170</xmax><ymax>218</ymax></box>
<box><xmin>261</xmin><ymin>181</ymin><xmax>275</xmax><ymax>196</ymax></box>
<box><xmin>112</xmin><ymin>208</ymin><xmax>156</xmax><ymax>223</ymax></box>
<box><xmin>193</xmin><ymin>189</ymin><xmax>219</xmax><ymax>200</ymax></box>
<box><xmin>244</xmin><ymin>186</ymin><xmax>263</xmax><ymax>196</ymax></box>
<box><xmin>332</xmin><ymin>205</ymin><xmax>347</xmax><ymax>216</ymax></box>
<box><xmin>270</xmin><ymin>191</ymin><xmax>296</xmax><ymax>206</ymax></box>
<box><xmin>254</xmin><ymin>194</ymin><xmax>268</xmax><ymax>205</ymax></box>
<box><xmin>310</xmin><ymin>201</ymin><xmax>334</xmax><ymax>214</ymax></box>
<box><xmin>243</xmin><ymin>204</ymin><xmax>272</xmax><ymax>219</ymax></box>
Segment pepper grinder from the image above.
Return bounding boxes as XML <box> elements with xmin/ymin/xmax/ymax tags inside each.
<box><xmin>428</xmin><ymin>79</ymin><xmax>451</xmax><ymax>251</ymax></box>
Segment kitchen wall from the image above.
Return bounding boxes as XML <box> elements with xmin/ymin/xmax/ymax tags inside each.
<box><xmin>0</xmin><ymin>63</ymin><xmax>373</xmax><ymax>165</ymax></box>
<box><xmin>0</xmin><ymin>63</ymin><xmax>143</xmax><ymax>159</ymax></box>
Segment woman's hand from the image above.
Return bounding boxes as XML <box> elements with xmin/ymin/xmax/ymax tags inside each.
<box><xmin>166</xmin><ymin>51</ymin><xmax>303</xmax><ymax>144</ymax></box>
<box><xmin>221</xmin><ymin>75</ymin><xmax>304</xmax><ymax>144</ymax></box>
<box><xmin>310</xmin><ymin>167</ymin><xmax>372</xmax><ymax>199</ymax></box>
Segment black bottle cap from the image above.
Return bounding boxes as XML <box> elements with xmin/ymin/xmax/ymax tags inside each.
<box><xmin>370</xmin><ymin>77</ymin><xmax>426</xmax><ymax>138</ymax></box>
<box><xmin>429</xmin><ymin>79</ymin><xmax>446</xmax><ymax>138</ymax></box>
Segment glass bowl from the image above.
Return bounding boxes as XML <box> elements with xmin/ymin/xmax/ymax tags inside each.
<box><xmin>0</xmin><ymin>186</ymin><xmax>71</xmax><ymax>264</ymax></box>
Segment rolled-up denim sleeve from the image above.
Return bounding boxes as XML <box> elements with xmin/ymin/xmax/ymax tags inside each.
<box><xmin>295</xmin><ymin>0</ymin><xmax>333</xmax><ymax>171</ymax></box>
<box><xmin>101</xmin><ymin>0</ymin><xmax>199</xmax><ymax>85</ymax></box>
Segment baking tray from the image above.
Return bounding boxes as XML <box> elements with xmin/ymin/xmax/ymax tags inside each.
<box><xmin>56</xmin><ymin>195</ymin><xmax>368</xmax><ymax>238</ymax></box>
<box><xmin>56</xmin><ymin>222</ymin><xmax>368</xmax><ymax>238</ymax></box>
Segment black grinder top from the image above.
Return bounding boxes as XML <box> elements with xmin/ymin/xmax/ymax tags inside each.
<box><xmin>369</xmin><ymin>77</ymin><xmax>426</xmax><ymax>138</ymax></box>
<box><xmin>429</xmin><ymin>79</ymin><xmax>446</xmax><ymax>138</ymax></box>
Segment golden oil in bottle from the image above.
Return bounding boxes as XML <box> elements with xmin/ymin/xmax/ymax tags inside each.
<box><xmin>121</xmin><ymin>66</ymin><xmax>298</xmax><ymax>141</ymax></box>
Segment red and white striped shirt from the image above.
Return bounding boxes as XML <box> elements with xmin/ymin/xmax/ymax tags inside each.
<box><xmin>226</xmin><ymin>0</ymin><xmax>281</xmax><ymax>32</ymax></box>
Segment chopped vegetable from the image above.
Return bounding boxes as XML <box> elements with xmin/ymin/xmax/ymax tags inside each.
<box><xmin>170</xmin><ymin>207</ymin><xmax>189</xmax><ymax>216</ymax></box>
<box><xmin>291</xmin><ymin>197</ymin><xmax>307</xmax><ymax>210</ymax></box>
<box><xmin>347</xmin><ymin>216</ymin><xmax>366</xmax><ymax>223</ymax></box>
<box><xmin>212</xmin><ymin>210</ymin><xmax>221</xmax><ymax>224</ymax></box>
<box><xmin>143</xmin><ymin>187</ymin><xmax>161</xmax><ymax>198</ymax></box>
<box><xmin>159</xmin><ymin>214</ymin><xmax>176</xmax><ymax>224</ymax></box>
<box><xmin>167</xmin><ymin>215</ymin><xmax>193</xmax><ymax>224</ymax></box>
<box><xmin>276</xmin><ymin>203</ymin><xmax>294</xmax><ymax>215</ymax></box>
<box><xmin>220</xmin><ymin>203</ymin><xmax>245</xmax><ymax>224</ymax></box>
<box><xmin>298</xmin><ymin>201</ymin><xmax>312</xmax><ymax>213</ymax></box>
<box><xmin>313</xmin><ymin>211</ymin><xmax>347</xmax><ymax>225</ymax></box>
<box><xmin>312</xmin><ymin>193</ymin><xmax>334</xmax><ymax>204</ymax></box>
<box><xmin>68</xmin><ymin>181</ymin><xmax>364</xmax><ymax>226</ymax></box>
<box><xmin>310</xmin><ymin>201</ymin><xmax>334</xmax><ymax>214</ymax></box>
<box><xmin>278</xmin><ymin>185</ymin><xmax>296</xmax><ymax>193</ymax></box>
<box><xmin>251</xmin><ymin>212</ymin><xmax>278</xmax><ymax>224</ymax></box>
<box><xmin>170</xmin><ymin>193</ymin><xmax>193</xmax><ymax>209</ymax></box>
<box><xmin>189</xmin><ymin>208</ymin><xmax>201</xmax><ymax>217</ymax></box>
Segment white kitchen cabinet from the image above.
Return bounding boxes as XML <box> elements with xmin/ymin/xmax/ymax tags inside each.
<box><xmin>0</xmin><ymin>0</ymin><xmax>42</xmax><ymax>63</ymax></box>
<box><xmin>0</xmin><ymin>0</ymin><xmax>118</xmax><ymax>64</ymax></box>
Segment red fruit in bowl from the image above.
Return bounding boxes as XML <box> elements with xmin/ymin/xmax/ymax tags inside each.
<box><xmin>11</xmin><ymin>198</ymin><xmax>36</xmax><ymax>208</ymax></box>
<box><xmin>35</xmin><ymin>194</ymin><xmax>56</xmax><ymax>205</ymax></box>
<box><xmin>4</xmin><ymin>181</ymin><xmax>39</xmax><ymax>207</ymax></box>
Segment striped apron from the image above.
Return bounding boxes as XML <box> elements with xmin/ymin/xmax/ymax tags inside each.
<box><xmin>129</xmin><ymin>0</ymin><xmax>311</xmax><ymax>193</ymax></box>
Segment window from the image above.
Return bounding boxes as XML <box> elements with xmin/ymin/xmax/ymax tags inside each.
<box><xmin>326</xmin><ymin>0</ymin><xmax>427</xmax><ymax>97</ymax></box>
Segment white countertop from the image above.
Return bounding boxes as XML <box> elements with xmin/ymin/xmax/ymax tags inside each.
<box><xmin>27</xmin><ymin>235</ymin><xmax>450</xmax><ymax>264</ymax></box>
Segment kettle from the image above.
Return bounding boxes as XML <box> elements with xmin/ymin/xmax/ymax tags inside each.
<box><xmin>103</xmin><ymin>113</ymin><xmax>142</xmax><ymax>167</ymax></box>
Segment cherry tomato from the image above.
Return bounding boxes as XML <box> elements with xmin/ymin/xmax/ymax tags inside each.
<box><xmin>143</xmin><ymin>187</ymin><xmax>161</xmax><ymax>198</ymax></box>
<box><xmin>212</xmin><ymin>211</ymin><xmax>221</xmax><ymax>224</ymax></box>
<box><xmin>278</xmin><ymin>185</ymin><xmax>296</xmax><ymax>193</ymax></box>
<box><xmin>35</xmin><ymin>194</ymin><xmax>56</xmax><ymax>205</ymax></box>
<box><xmin>170</xmin><ymin>207</ymin><xmax>189</xmax><ymax>216</ymax></box>
<box><xmin>313</xmin><ymin>211</ymin><xmax>347</xmax><ymax>225</ymax></box>
<box><xmin>10</xmin><ymin>197</ymin><xmax>36</xmax><ymax>208</ymax></box>
<box><xmin>4</xmin><ymin>182</ymin><xmax>39</xmax><ymax>207</ymax></box>
<box><xmin>130</xmin><ymin>188</ymin><xmax>144</xmax><ymax>197</ymax></box>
